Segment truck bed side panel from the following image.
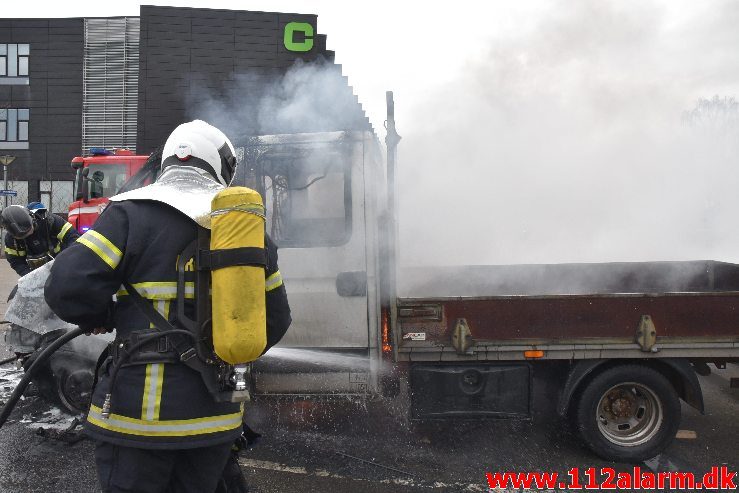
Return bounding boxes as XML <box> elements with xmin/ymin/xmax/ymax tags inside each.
<box><xmin>399</xmin><ymin>293</ymin><xmax>739</xmax><ymax>343</ymax></box>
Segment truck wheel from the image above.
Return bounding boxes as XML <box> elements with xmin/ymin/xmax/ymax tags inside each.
<box><xmin>575</xmin><ymin>365</ymin><xmax>680</xmax><ymax>463</ymax></box>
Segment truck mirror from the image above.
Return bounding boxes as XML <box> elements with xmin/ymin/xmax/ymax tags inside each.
<box><xmin>81</xmin><ymin>167</ymin><xmax>90</xmax><ymax>203</ymax></box>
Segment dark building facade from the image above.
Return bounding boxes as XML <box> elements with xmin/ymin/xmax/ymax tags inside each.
<box><xmin>0</xmin><ymin>18</ymin><xmax>84</xmax><ymax>210</ymax></box>
<box><xmin>1</xmin><ymin>5</ymin><xmax>369</xmax><ymax>213</ymax></box>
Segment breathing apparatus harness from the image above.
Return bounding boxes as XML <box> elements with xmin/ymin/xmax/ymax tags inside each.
<box><xmin>101</xmin><ymin>191</ymin><xmax>268</xmax><ymax>418</ymax></box>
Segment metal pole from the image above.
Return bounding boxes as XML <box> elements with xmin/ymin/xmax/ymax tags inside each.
<box><xmin>1</xmin><ymin>163</ymin><xmax>6</xmax><ymax>258</ymax></box>
<box><xmin>0</xmin><ymin>155</ymin><xmax>17</xmax><ymax>258</ymax></box>
<box><xmin>1</xmin><ymin>163</ymin><xmax>5</xmax><ymax>258</ymax></box>
<box><xmin>3</xmin><ymin>162</ymin><xmax>7</xmax><ymax>209</ymax></box>
<box><xmin>380</xmin><ymin>91</ymin><xmax>401</xmax><ymax>357</ymax></box>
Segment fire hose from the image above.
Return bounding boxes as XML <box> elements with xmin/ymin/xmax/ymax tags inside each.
<box><xmin>0</xmin><ymin>326</ymin><xmax>87</xmax><ymax>429</ymax></box>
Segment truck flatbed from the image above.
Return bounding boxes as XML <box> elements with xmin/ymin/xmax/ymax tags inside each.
<box><xmin>397</xmin><ymin>261</ymin><xmax>739</xmax><ymax>361</ymax></box>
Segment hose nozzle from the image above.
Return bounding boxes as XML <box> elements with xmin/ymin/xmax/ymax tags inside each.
<box><xmin>101</xmin><ymin>394</ymin><xmax>112</xmax><ymax>419</ymax></box>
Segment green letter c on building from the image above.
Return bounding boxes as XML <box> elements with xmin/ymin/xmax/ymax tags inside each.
<box><xmin>284</xmin><ymin>22</ymin><xmax>314</xmax><ymax>52</ymax></box>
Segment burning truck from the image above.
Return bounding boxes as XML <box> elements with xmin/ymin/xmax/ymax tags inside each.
<box><xmin>4</xmin><ymin>93</ymin><xmax>739</xmax><ymax>463</ymax></box>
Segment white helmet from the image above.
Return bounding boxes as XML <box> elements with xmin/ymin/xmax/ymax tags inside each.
<box><xmin>161</xmin><ymin>120</ymin><xmax>237</xmax><ymax>186</ymax></box>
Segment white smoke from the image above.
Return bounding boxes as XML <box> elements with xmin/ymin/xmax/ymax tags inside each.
<box><xmin>185</xmin><ymin>59</ymin><xmax>368</xmax><ymax>142</ymax></box>
<box><xmin>396</xmin><ymin>0</ymin><xmax>739</xmax><ymax>267</ymax></box>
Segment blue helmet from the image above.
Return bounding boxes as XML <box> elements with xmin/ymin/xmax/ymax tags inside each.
<box><xmin>27</xmin><ymin>201</ymin><xmax>47</xmax><ymax>212</ymax></box>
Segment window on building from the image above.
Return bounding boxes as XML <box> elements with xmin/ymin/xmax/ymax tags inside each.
<box><xmin>0</xmin><ymin>44</ymin><xmax>30</xmax><ymax>84</ymax></box>
<box><xmin>40</xmin><ymin>180</ymin><xmax>74</xmax><ymax>214</ymax></box>
<box><xmin>3</xmin><ymin>180</ymin><xmax>29</xmax><ymax>207</ymax></box>
<box><xmin>0</xmin><ymin>109</ymin><xmax>30</xmax><ymax>150</ymax></box>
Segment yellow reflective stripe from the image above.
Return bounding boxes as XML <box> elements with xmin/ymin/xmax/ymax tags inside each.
<box><xmin>88</xmin><ymin>405</ymin><xmax>243</xmax><ymax>437</ymax></box>
<box><xmin>77</xmin><ymin>230</ymin><xmax>122</xmax><ymax>269</ymax></box>
<box><xmin>141</xmin><ymin>301</ymin><xmax>168</xmax><ymax>421</ymax></box>
<box><xmin>142</xmin><ymin>363</ymin><xmax>162</xmax><ymax>421</ymax></box>
<box><xmin>4</xmin><ymin>247</ymin><xmax>25</xmax><ymax>257</ymax></box>
<box><xmin>117</xmin><ymin>282</ymin><xmax>195</xmax><ymax>300</ymax></box>
<box><xmin>57</xmin><ymin>221</ymin><xmax>73</xmax><ymax>241</ymax></box>
<box><xmin>265</xmin><ymin>271</ymin><xmax>283</xmax><ymax>292</ymax></box>
<box><xmin>153</xmin><ymin>363</ymin><xmax>165</xmax><ymax>420</ymax></box>
<box><xmin>52</xmin><ymin>243</ymin><xmax>61</xmax><ymax>254</ymax></box>
<box><xmin>141</xmin><ymin>363</ymin><xmax>165</xmax><ymax>421</ymax></box>
<box><xmin>153</xmin><ymin>302</ymin><xmax>169</xmax><ymax>419</ymax></box>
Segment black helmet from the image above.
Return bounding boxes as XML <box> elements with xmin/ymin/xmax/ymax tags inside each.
<box><xmin>1</xmin><ymin>205</ymin><xmax>34</xmax><ymax>239</ymax></box>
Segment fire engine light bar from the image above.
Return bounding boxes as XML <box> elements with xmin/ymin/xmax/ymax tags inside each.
<box><xmin>89</xmin><ymin>147</ymin><xmax>112</xmax><ymax>156</ymax></box>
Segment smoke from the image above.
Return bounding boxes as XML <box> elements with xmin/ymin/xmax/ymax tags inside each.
<box><xmin>397</xmin><ymin>0</ymin><xmax>739</xmax><ymax>267</ymax></box>
<box><xmin>185</xmin><ymin>58</ymin><xmax>369</xmax><ymax>143</ymax></box>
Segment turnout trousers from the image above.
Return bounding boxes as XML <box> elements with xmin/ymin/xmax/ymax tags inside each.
<box><xmin>94</xmin><ymin>440</ymin><xmax>233</xmax><ymax>493</ymax></box>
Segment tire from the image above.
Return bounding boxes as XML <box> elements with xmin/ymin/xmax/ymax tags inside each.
<box><xmin>575</xmin><ymin>364</ymin><xmax>680</xmax><ymax>463</ymax></box>
<box><xmin>55</xmin><ymin>367</ymin><xmax>94</xmax><ymax>415</ymax></box>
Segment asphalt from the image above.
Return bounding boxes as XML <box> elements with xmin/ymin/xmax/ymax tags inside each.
<box><xmin>0</xmin><ymin>260</ymin><xmax>737</xmax><ymax>492</ymax></box>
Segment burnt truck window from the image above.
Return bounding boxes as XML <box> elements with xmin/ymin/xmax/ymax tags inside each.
<box><xmin>257</xmin><ymin>148</ymin><xmax>351</xmax><ymax>247</ymax></box>
<box><xmin>86</xmin><ymin>163</ymin><xmax>128</xmax><ymax>199</ymax></box>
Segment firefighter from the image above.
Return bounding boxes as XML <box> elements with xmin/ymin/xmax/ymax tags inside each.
<box><xmin>44</xmin><ymin>120</ymin><xmax>291</xmax><ymax>493</ymax></box>
<box><xmin>2</xmin><ymin>202</ymin><xmax>80</xmax><ymax>356</ymax></box>
<box><xmin>2</xmin><ymin>202</ymin><xmax>79</xmax><ymax>276</ymax></box>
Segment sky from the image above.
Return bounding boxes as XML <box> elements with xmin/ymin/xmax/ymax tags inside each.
<box><xmin>5</xmin><ymin>1</ymin><xmax>739</xmax><ymax>266</ymax></box>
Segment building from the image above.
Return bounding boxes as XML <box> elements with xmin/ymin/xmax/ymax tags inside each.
<box><xmin>0</xmin><ymin>5</ymin><xmax>370</xmax><ymax>214</ymax></box>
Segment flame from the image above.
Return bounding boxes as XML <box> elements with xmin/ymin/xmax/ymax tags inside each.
<box><xmin>381</xmin><ymin>307</ymin><xmax>391</xmax><ymax>353</ymax></box>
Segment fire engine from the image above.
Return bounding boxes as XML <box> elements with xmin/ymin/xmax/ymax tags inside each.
<box><xmin>68</xmin><ymin>148</ymin><xmax>148</xmax><ymax>232</ymax></box>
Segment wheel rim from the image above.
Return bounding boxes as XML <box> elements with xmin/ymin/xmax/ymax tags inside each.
<box><xmin>57</xmin><ymin>369</ymin><xmax>94</xmax><ymax>415</ymax></box>
<box><xmin>596</xmin><ymin>382</ymin><xmax>663</xmax><ymax>447</ymax></box>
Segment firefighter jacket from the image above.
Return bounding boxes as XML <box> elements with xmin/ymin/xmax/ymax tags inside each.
<box><xmin>4</xmin><ymin>213</ymin><xmax>79</xmax><ymax>276</ymax></box>
<box><xmin>44</xmin><ymin>200</ymin><xmax>291</xmax><ymax>449</ymax></box>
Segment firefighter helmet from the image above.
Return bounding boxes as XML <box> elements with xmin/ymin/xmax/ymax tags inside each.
<box><xmin>1</xmin><ymin>205</ymin><xmax>35</xmax><ymax>239</ymax></box>
<box><xmin>27</xmin><ymin>201</ymin><xmax>47</xmax><ymax>213</ymax></box>
<box><xmin>161</xmin><ymin>120</ymin><xmax>237</xmax><ymax>186</ymax></box>
<box><xmin>27</xmin><ymin>201</ymin><xmax>48</xmax><ymax>220</ymax></box>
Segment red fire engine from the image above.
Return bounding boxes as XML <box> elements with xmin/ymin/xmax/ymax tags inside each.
<box><xmin>68</xmin><ymin>148</ymin><xmax>148</xmax><ymax>232</ymax></box>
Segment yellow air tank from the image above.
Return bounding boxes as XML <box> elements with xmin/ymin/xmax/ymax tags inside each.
<box><xmin>210</xmin><ymin>187</ymin><xmax>267</xmax><ymax>364</ymax></box>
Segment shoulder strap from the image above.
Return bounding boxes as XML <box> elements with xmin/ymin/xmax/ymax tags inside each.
<box><xmin>123</xmin><ymin>280</ymin><xmax>179</xmax><ymax>332</ymax></box>
<box><xmin>199</xmin><ymin>247</ymin><xmax>266</xmax><ymax>270</ymax></box>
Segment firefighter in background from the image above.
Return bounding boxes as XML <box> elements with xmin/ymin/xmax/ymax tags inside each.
<box><xmin>2</xmin><ymin>202</ymin><xmax>79</xmax><ymax>276</ymax></box>
<box><xmin>2</xmin><ymin>202</ymin><xmax>80</xmax><ymax>356</ymax></box>
<box><xmin>45</xmin><ymin>120</ymin><xmax>291</xmax><ymax>493</ymax></box>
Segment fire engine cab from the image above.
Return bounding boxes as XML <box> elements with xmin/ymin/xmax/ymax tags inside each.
<box><xmin>68</xmin><ymin>148</ymin><xmax>148</xmax><ymax>232</ymax></box>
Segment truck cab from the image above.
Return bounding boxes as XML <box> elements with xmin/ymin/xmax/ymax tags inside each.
<box><xmin>68</xmin><ymin>148</ymin><xmax>148</xmax><ymax>232</ymax></box>
<box><xmin>239</xmin><ymin>131</ymin><xmax>389</xmax><ymax>396</ymax></box>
